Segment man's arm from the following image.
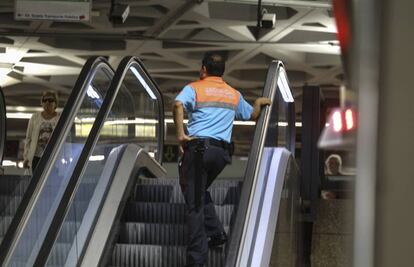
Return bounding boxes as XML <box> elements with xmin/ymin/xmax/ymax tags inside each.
<box><xmin>173</xmin><ymin>101</ymin><xmax>192</xmax><ymax>152</ymax></box>
<box><xmin>250</xmin><ymin>97</ymin><xmax>272</xmax><ymax>121</ymax></box>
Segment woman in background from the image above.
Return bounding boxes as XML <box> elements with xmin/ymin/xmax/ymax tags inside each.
<box><xmin>321</xmin><ymin>154</ymin><xmax>343</xmax><ymax>199</ymax></box>
<box><xmin>325</xmin><ymin>154</ymin><xmax>343</xmax><ymax>176</ymax></box>
<box><xmin>23</xmin><ymin>91</ymin><xmax>60</xmax><ymax>173</ymax></box>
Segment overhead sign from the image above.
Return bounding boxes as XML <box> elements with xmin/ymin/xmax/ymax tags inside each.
<box><xmin>15</xmin><ymin>0</ymin><xmax>91</xmax><ymax>22</ymax></box>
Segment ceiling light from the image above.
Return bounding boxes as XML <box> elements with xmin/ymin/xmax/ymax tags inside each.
<box><xmin>89</xmin><ymin>155</ymin><xmax>105</xmax><ymax>161</ymax></box>
<box><xmin>2</xmin><ymin>160</ymin><xmax>16</xmax><ymax>167</ymax></box>
<box><xmin>130</xmin><ymin>66</ymin><xmax>157</xmax><ymax>100</ymax></box>
<box><xmin>6</xmin><ymin>112</ymin><xmax>32</xmax><ymax>119</ymax></box>
<box><xmin>87</xmin><ymin>85</ymin><xmax>101</xmax><ymax>99</ymax></box>
<box><xmin>277</xmin><ymin>67</ymin><xmax>294</xmax><ymax>102</ymax></box>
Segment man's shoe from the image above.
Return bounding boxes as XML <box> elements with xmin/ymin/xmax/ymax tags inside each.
<box><xmin>208</xmin><ymin>232</ymin><xmax>228</xmax><ymax>248</ymax></box>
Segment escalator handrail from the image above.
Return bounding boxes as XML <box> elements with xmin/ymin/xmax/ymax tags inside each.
<box><xmin>225</xmin><ymin>60</ymin><xmax>288</xmax><ymax>267</ymax></box>
<box><xmin>0</xmin><ymin>88</ymin><xmax>6</xmax><ymax>164</ymax></box>
<box><xmin>116</xmin><ymin>56</ymin><xmax>165</xmax><ymax>163</ymax></box>
<box><xmin>0</xmin><ymin>56</ymin><xmax>114</xmax><ymax>266</ymax></box>
<box><xmin>31</xmin><ymin>56</ymin><xmax>165</xmax><ymax>266</ymax></box>
<box><xmin>80</xmin><ymin>144</ymin><xmax>167</xmax><ymax>267</ymax></box>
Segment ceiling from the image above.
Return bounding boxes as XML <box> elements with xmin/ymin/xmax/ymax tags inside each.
<box><xmin>0</xmin><ymin>0</ymin><xmax>342</xmax><ymax>155</ymax></box>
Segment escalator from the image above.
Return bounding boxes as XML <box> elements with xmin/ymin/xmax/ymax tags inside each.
<box><xmin>0</xmin><ymin>57</ymin><xmax>116</xmax><ymax>266</ymax></box>
<box><xmin>0</xmin><ymin>88</ymin><xmax>5</xmax><ymax>164</ymax></box>
<box><xmin>3</xmin><ymin>57</ymin><xmax>300</xmax><ymax>267</ymax></box>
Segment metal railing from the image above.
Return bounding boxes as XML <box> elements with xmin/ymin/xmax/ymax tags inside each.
<box><xmin>0</xmin><ymin>57</ymin><xmax>115</xmax><ymax>266</ymax></box>
<box><xmin>225</xmin><ymin>60</ymin><xmax>296</xmax><ymax>266</ymax></box>
<box><xmin>30</xmin><ymin>56</ymin><xmax>165</xmax><ymax>266</ymax></box>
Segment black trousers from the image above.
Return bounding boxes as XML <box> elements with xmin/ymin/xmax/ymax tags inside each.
<box><xmin>179</xmin><ymin>140</ymin><xmax>231</xmax><ymax>266</ymax></box>
<box><xmin>32</xmin><ymin>156</ymin><xmax>41</xmax><ymax>173</ymax></box>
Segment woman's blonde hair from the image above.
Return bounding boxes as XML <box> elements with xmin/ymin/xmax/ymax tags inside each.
<box><xmin>41</xmin><ymin>91</ymin><xmax>59</xmax><ymax>106</ymax></box>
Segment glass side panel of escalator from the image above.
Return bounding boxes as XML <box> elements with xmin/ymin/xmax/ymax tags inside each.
<box><xmin>45</xmin><ymin>59</ymin><xmax>163</xmax><ymax>266</ymax></box>
<box><xmin>5</xmin><ymin>64</ymin><xmax>114</xmax><ymax>267</ymax></box>
<box><xmin>257</xmin><ymin>64</ymin><xmax>298</xmax><ymax>267</ymax></box>
<box><xmin>0</xmin><ymin>88</ymin><xmax>6</xmax><ymax>164</ymax></box>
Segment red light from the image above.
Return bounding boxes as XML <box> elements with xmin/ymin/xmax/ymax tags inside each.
<box><xmin>333</xmin><ymin>0</ymin><xmax>351</xmax><ymax>54</ymax></box>
<box><xmin>345</xmin><ymin>109</ymin><xmax>354</xmax><ymax>130</ymax></box>
<box><xmin>332</xmin><ymin>111</ymin><xmax>342</xmax><ymax>132</ymax></box>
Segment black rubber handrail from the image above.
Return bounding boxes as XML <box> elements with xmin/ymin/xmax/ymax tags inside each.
<box><xmin>0</xmin><ymin>88</ymin><xmax>6</xmax><ymax>164</ymax></box>
<box><xmin>33</xmin><ymin>56</ymin><xmax>165</xmax><ymax>266</ymax></box>
<box><xmin>0</xmin><ymin>56</ymin><xmax>114</xmax><ymax>266</ymax></box>
<box><xmin>225</xmin><ymin>60</ymin><xmax>295</xmax><ymax>266</ymax></box>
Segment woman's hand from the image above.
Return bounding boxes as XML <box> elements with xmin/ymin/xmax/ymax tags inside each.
<box><xmin>23</xmin><ymin>160</ymin><xmax>30</xmax><ymax>169</ymax></box>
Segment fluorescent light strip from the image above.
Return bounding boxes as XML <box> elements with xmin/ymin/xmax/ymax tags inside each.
<box><xmin>6</xmin><ymin>114</ymin><xmax>304</xmax><ymax>127</ymax></box>
<box><xmin>7</xmin><ymin>106</ymin><xmax>62</xmax><ymax>112</ymax></box>
<box><xmin>87</xmin><ymin>85</ymin><xmax>101</xmax><ymax>99</ymax></box>
<box><xmin>2</xmin><ymin>160</ymin><xmax>16</xmax><ymax>167</ymax></box>
<box><xmin>164</xmin><ymin>118</ymin><xmax>302</xmax><ymax>127</ymax></box>
<box><xmin>104</xmin><ymin>118</ymin><xmax>158</xmax><ymax>125</ymax></box>
<box><xmin>89</xmin><ymin>155</ymin><xmax>105</xmax><ymax>161</ymax></box>
<box><xmin>130</xmin><ymin>66</ymin><xmax>157</xmax><ymax>100</ymax></box>
<box><xmin>277</xmin><ymin>67</ymin><xmax>294</xmax><ymax>103</ymax></box>
<box><xmin>6</xmin><ymin>112</ymin><xmax>32</xmax><ymax>119</ymax></box>
<box><xmin>75</xmin><ymin>117</ymin><xmax>95</xmax><ymax>123</ymax></box>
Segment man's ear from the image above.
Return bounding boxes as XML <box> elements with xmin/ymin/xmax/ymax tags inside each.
<box><xmin>200</xmin><ymin>66</ymin><xmax>207</xmax><ymax>79</ymax></box>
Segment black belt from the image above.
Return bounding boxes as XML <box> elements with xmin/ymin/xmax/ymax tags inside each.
<box><xmin>185</xmin><ymin>138</ymin><xmax>232</xmax><ymax>151</ymax></box>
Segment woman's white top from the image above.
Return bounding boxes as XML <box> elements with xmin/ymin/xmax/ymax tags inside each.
<box><xmin>23</xmin><ymin>112</ymin><xmax>60</xmax><ymax>166</ymax></box>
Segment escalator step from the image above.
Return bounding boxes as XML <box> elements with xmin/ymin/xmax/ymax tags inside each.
<box><xmin>120</xmin><ymin>223</ymin><xmax>185</xmax><ymax>246</ymax></box>
<box><xmin>0</xmin><ymin>176</ymin><xmax>30</xmax><ymax>215</ymax></box>
<box><xmin>119</xmin><ymin>222</ymin><xmax>229</xmax><ymax>246</ymax></box>
<box><xmin>45</xmin><ymin>242</ymin><xmax>72</xmax><ymax>266</ymax></box>
<box><xmin>0</xmin><ymin>215</ymin><xmax>13</xmax><ymax>236</ymax></box>
<box><xmin>134</xmin><ymin>185</ymin><xmax>241</xmax><ymax>205</ymax></box>
<box><xmin>109</xmin><ymin>178</ymin><xmax>241</xmax><ymax>267</ymax></box>
<box><xmin>55</xmin><ymin>221</ymin><xmax>82</xmax><ymax>243</ymax></box>
<box><xmin>111</xmin><ymin>244</ymin><xmax>224</xmax><ymax>267</ymax></box>
<box><xmin>137</xmin><ymin>178</ymin><xmax>242</xmax><ymax>188</ymax></box>
<box><xmin>0</xmin><ymin>195</ymin><xmax>23</xmax><ymax>215</ymax></box>
<box><xmin>0</xmin><ymin>175</ymin><xmax>30</xmax><ymax>196</ymax></box>
<box><xmin>125</xmin><ymin>202</ymin><xmax>234</xmax><ymax>226</ymax></box>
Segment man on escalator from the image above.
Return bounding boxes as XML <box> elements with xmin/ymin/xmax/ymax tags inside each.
<box><xmin>173</xmin><ymin>52</ymin><xmax>271</xmax><ymax>267</ymax></box>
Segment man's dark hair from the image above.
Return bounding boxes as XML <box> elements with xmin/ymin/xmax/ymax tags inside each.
<box><xmin>202</xmin><ymin>52</ymin><xmax>225</xmax><ymax>76</ymax></box>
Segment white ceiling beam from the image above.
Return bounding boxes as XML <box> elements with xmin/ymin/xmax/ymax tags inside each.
<box><xmin>205</xmin><ymin>0</ymin><xmax>331</xmax><ymax>8</ymax></box>
<box><xmin>144</xmin><ymin>0</ymin><xmax>204</xmax><ymax>38</ymax></box>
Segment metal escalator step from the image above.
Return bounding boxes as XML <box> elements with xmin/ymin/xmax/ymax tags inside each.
<box><xmin>137</xmin><ymin>178</ymin><xmax>242</xmax><ymax>188</ymax></box>
<box><xmin>70</xmin><ymin>182</ymin><xmax>99</xmax><ymax>202</ymax></box>
<box><xmin>0</xmin><ymin>215</ymin><xmax>13</xmax><ymax>236</ymax></box>
<box><xmin>64</xmin><ymin>200</ymin><xmax>91</xmax><ymax>221</ymax></box>
<box><xmin>124</xmin><ymin>202</ymin><xmax>234</xmax><ymax>226</ymax></box>
<box><xmin>111</xmin><ymin>244</ymin><xmax>224</xmax><ymax>267</ymax></box>
<box><xmin>120</xmin><ymin>223</ymin><xmax>186</xmax><ymax>246</ymax></box>
<box><xmin>134</xmin><ymin>184</ymin><xmax>183</xmax><ymax>203</ymax></box>
<box><xmin>0</xmin><ymin>195</ymin><xmax>23</xmax><ymax>215</ymax></box>
<box><xmin>119</xmin><ymin>222</ymin><xmax>230</xmax><ymax>246</ymax></box>
<box><xmin>55</xmin><ymin>221</ymin><xmax>82</xmax><ymax>243</ymax></box>
<box><xmin>0</xmin><ymin>175</ymin><xmax>30</xmax><ymax>196</ymax></box>
<box><xmin>134</xmin><ymin>184</ymin><xmax>241</xmax><ymax>205</ymax></box>
<box><xmin>46</xmin><ymin>242</ymin><xmax>72</xmax><ymax>266</ymax></box>
<box><xmin>0</xmin><ymin>177</ymin><xmax>30</xmax><ymax>216</ymax></box>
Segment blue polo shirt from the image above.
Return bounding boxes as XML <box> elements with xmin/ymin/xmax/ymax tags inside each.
<box><xmin>175</xmin><ymin>84</ymin><xmax>253</xmax><ymax>143</ymax></box>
